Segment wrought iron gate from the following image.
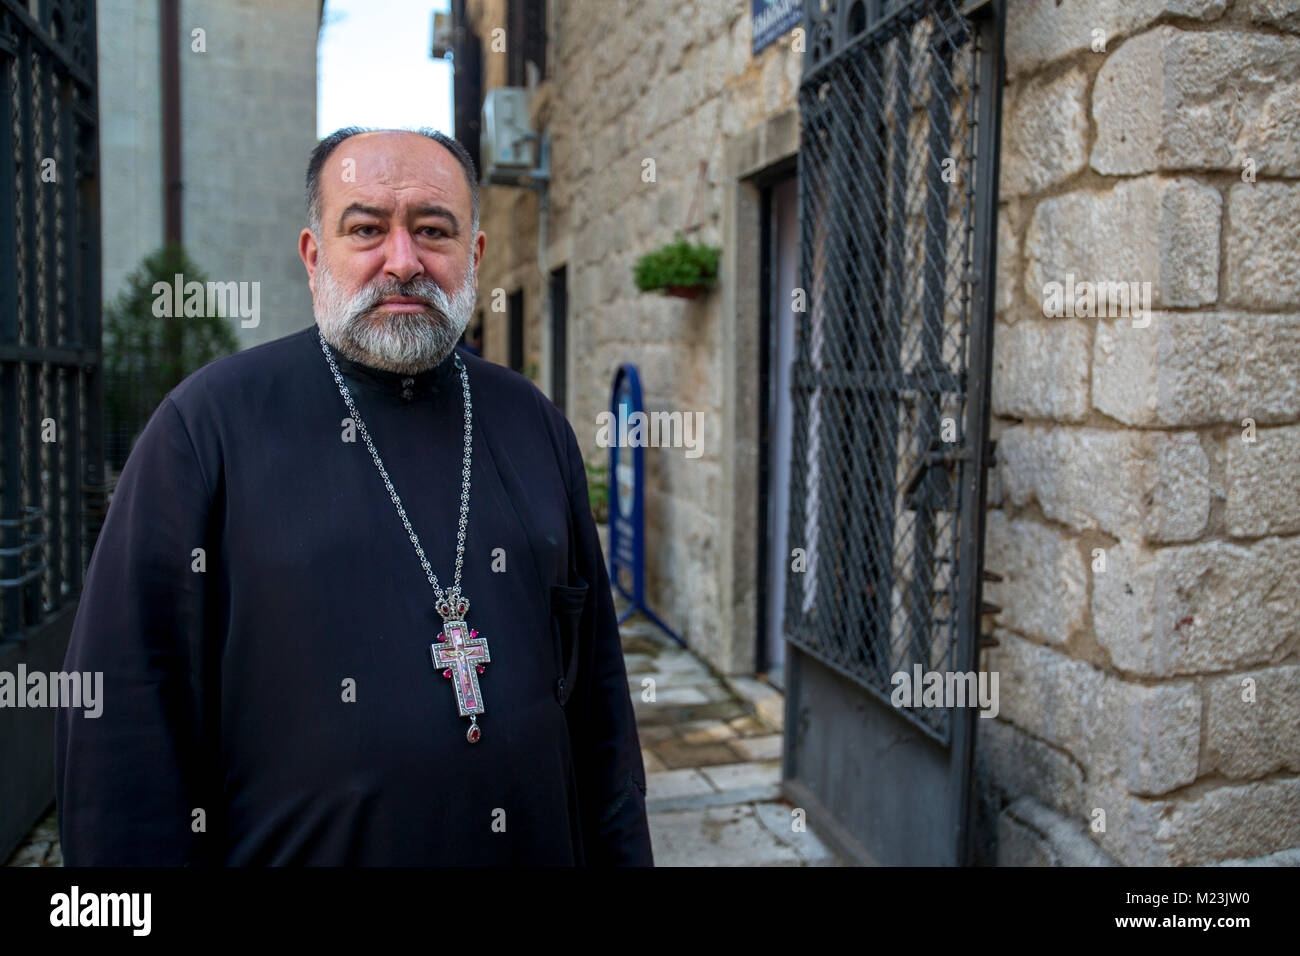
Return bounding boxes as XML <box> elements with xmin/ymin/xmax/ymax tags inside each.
<box><xmin>0</xmin><ymin>0</ymin><xmax>103</xmax><ymax>860</ymax></box>
<box><xmin>783</xmin><ymin>0</ymin><xmax>1003</xmax><ymax>865</ymax></box>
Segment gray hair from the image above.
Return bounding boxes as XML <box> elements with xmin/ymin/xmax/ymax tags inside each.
<box><xmin>305</xmin><ymin>126</ymin><xmax>480</xmax><ymax>237</ymax></box>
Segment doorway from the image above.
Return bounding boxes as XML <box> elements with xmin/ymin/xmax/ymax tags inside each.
<box><xmin>759</xmin><ymin>173</ymin><xmax>799</xmax><ymax>689</ymax></box>
<box><xmin>549</xmin><ymin>265</ymin><xmax>567</xmax><ymax>414</ymax></box>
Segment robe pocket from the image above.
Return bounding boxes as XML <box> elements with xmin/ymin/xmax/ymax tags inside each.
<box><xmin>550</xmin><ymin>580</ymin><xmax>588</xmax><ymax>707</ymax></box>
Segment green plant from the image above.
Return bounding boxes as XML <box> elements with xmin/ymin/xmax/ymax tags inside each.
<box><xmin>521</xmin><ymin>360</ymin><xmax>540</xmax><ymax>382</ymax></box>
<box><xmin>103</xmin><ymin>242</ymin><xmax>240</xmax><ymax>468</ymax></box>
<box><xmin>585</xmin><ymin>455</ymin><xmax>609</xmax><ymax>525</ymax></box>
<box><xmin>631</xmin><ymin>231</ymin><xmax>721</xmax><ymax>295</ymax></box>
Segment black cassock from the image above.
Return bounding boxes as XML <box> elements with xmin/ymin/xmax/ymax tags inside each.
<box><xmin>55</xmin><ymin>324</ymin><xmax>653</xmax><ymax>866</ymax></box>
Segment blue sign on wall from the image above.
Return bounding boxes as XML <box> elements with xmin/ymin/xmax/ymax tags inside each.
<box><xmin>752</xmin><ymin>0</ymin><xmax>803</xmax><ymax>55</ymax></box>
<box><xmin>607</xmin><ymin>364</ymin><xmax>683</xmax><ymax>645</ymax></box>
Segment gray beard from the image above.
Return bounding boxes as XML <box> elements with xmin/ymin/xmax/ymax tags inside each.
<box><xmin>313</xmin><ymin>251</ymin><xmax>477</xmax><ymax>374</ymax></box>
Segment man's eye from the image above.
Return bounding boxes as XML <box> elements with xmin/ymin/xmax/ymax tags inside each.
<box><xmin>354</xmin><ymin>225</ymin><xmax>380</xmax><ymax>237</ymax></box>
<box><xmin>420</xmin><ymin>227</ymin><xmax>445</xmax><ymax>238</ymax></box>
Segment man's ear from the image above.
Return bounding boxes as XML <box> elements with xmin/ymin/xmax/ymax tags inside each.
<box><xmin>473</xmin><ymin>230</ymin><xmax>485</xmax><ymax>279</ymax></box>
<box><xmin>299</xmin><ymin>228</ymin><xmax>319</xmax><ymax>284</ymax></box>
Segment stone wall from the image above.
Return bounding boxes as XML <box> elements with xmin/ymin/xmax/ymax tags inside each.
<box><xmin>976</xmin><ymin>0</ymin><xmax>1300</xmax><ymax>865</ymax></box>
<box><xmin>469</xmin><ymin>0</ymin><xmax>802</xmax><ymax>670</ymax></box>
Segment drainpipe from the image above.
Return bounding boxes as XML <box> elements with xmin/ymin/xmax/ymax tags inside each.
<box><xmin>160</xmin><ymin>0</ymin><xmax>181</xmax><ymax>244</ymax></box>
<box><xmin>159</xmin><ymin>0</ymin><xmax>182</xmax><ymax>377</ymax></box>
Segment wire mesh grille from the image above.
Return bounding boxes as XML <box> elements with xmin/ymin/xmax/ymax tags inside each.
<box><xmin>785</xmin><ymin>0</ymin><xmax>981</xmax><ymax>744</ymax></box>
<box><xmin>0</xmin><ymin>2</ymin><xmax>102</xmax><ymax>641</ymax></box>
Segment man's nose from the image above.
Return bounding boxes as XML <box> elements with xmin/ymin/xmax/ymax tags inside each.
<box><xmin>382</xmin><ymin>229</ymin><xmax>424</xmax><ymax>284</ymax></box>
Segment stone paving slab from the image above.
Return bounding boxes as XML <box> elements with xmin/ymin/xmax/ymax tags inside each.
<box><xmin>726</xmin><ymin>715</ymin><xmax>770</xmax><ymax>736</ymax></box>
<box><xmin>648</xmin><ymin>805</ymin><xmax>803</xmax><ymax>866</ymax></box>
<box><xmin>751</xmin><ymin>801</ymin><xmax>843</xmax><ymax>866</ymax></box>
<box><xmin>636</xmin><ymin>724</ymin><xmax>677</xmax><ymax>745</ymax></box>
<box><xmin>650</xmin><ymin>785</ymin><xmax>780</xmax><ymax>816</ymax></box>
<box><xmin>650</xmin><ymin>648</ymin><xmax>714</xmax><ymax>669</ymax></box>
<box><xmin>654</xmin><ymin>739</ymin><xmax>743</xmax><ymax>770</ymax></box>
<box><xmin>699</xmin><ymin>683</ymin><xmax>738</xmax><ymax>703</ymax></box>
<box><xmin>7</xmin><ymin>841</ymin><xmax>51</xmax><ymax>866</ymax></box>
<box><xmin>3</xmin><ymin>807</ymin><xmax>60</xmax><ymax>867</ymax></box>
<box><xmin>646</xmin><ymin>658</ymin><xmax>713</xmax><ymax>676</ymax></box>
<box><xmin>632</xmin><ymin>699</ymin><xmax>751</xmax><ymax>726</ymax></box>
<box><xmin>698</xmin><ymin>759</ymin><xmax>782</xmax><ymax>791</ymax></box>
<box><xmin>645</xmin><ymin>768</ymin><xmax>716</xmax><ymax>801</ymax></box>
<box><xmin>642</xmin><ymin>748</ymin><xmax>668</xmax><ymax>772</ymax></box>
<box><xmin>724</xmin><ymin>676</ymin><xmax>786</xmax><ymax>732</ymax></box>
<box><xmin>647</xmin><ymin>784</ymin><xmax>783</xmax><ymax>814</ymax></box>
<box><xmin>676</xmin><ymin>719</ymin><xmax>738</xmax><ymax>744</ymax></box>
<box><xmin>727</xmin><ymin>733</ymin><xmax>784</xmax><ymax>762</ymax></box>
<box><xmin>622</xmin><ymin>653</ymin><xmax>657</xmax><ymax>674</ymax></box>
<box><xmin>647</xmin><ymin>802</ymin><xmax>840</xmax><ymax>867</ymax></box>
<box><xmin>628</xmin><ymin>673</ymin><xmax>714</xmax><ymax>695</ymax></box>
<box><xmin>644</xmin><ymin>686</ymin><xmax>711</xmax><ymax>705</ymax></box>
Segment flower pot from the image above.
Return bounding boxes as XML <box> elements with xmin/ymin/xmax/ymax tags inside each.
<box><xmin>662</xmin><ymin>284</ymin><xmax>708</xmax><ymax>299</ymax></box>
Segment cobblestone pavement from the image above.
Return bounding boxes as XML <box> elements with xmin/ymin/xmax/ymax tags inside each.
<box><xmin>5</xmin><ymin>617</ymin><xmax>840</xmax><ymax>867</ymax></box>
<box><xmin>622</xmin><ymin>617</ymin><xmax>842</xmax><ymax>866</ymax></box>
<box><xmin>4</xmin><ymin>807</ymin><xmax>60</xmax><ymax>867</ymax></box>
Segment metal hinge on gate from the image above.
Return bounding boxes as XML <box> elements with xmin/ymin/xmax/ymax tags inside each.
<box><xmin>903</xmin><ymin>444</ymin><xmax>968</xmax><ymax>510</ymax></box>
<box><xmin>978</xmin><ymin>599</ymin><xmax>1002</xmax><ymax>648</ymax></box>
<box><xmin>978</xmin><ymin>571</ymin><xmax>1003</xmax><ymax>647</ymax></box>
<box><xmin>903</xmin><ymin>437</ymin><xmax>998</xmax><ymax>509</ymax></box>
<box><xmin>960</xmin><ymin>0</ymin><xmax>997</xmax><ymax>16</ymax></box>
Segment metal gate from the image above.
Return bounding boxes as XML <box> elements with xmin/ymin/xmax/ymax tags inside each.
<box><xmin>782</xmin><ymin>0</ymin><xmax>1003</xmax><ymax>865</ymax></box>
<box><xmin>0</xmin><ymin>0</ymin><xmax>103</xmax><ymax>860</ymax></box>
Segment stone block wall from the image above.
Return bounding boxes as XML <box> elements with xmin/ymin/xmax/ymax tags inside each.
<box><xmin>976</xmin><ymin>0</ymin><xmax>1300</xmax><ymax>865</ymax></box>
<box><xmin>470</xmin><ymin>0</ymin><xmax>802</xmax><ymax>669</ymax></box>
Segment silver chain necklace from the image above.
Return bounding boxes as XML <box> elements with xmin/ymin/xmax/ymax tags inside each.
<box><xmin>318</xmin><ymin>328</ymin><xmax>491</xmax><ymax>744</ymax></box>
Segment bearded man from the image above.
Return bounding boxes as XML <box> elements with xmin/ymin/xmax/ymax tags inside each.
<box><xmin>54</xmin><ymin>128</ymin><xmax>653</xmax><ymax>866</ymax></box>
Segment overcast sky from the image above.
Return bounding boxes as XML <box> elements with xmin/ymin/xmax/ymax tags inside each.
<box><xmin>317</xmin><ymin>0</ymin><xmax>454</xmax><ymax>140</ymax></box>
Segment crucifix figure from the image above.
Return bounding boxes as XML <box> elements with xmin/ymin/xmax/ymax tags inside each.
<box><xmin>431</xmin><ymin>621</ymin><xmax>490</xmax><ymax>740</ymax></box>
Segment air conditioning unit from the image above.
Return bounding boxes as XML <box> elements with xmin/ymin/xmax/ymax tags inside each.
<box><xmin>481</xmin><ymin>87</ymin><xmax>534</xmax><ymax>170</ymax></box>
<box><xmin>430</xmin><ymin>9</ymin><xmax>455</xmax><ymax>60</ymax></box>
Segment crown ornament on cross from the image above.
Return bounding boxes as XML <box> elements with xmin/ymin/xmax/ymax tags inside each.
<box><xmin>436</xmin><ymin>595</ymin><xmax>470</xmax><ymax>621</ymax></box>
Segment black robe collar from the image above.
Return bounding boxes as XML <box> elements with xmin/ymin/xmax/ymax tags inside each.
<box><xmin>332</xmin><ymin>345</ymin><xmax>460</xmax><ymax>405</ymax></box>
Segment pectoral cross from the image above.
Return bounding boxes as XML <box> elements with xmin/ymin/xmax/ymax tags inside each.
<box><xmin>432</xmin><ymin>621</ymin><xmax>490</xmax><ymax>740</ymax></box>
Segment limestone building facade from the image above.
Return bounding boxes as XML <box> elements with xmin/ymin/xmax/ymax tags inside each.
<box><xmin>459</xmin><ymin>0</ymin><xmax>1300</xmax><ymax>865</ymax></box>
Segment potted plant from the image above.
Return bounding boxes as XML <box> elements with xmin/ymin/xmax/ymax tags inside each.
<box><xmin>632</xmin><ymin>231</ymin><xmax>720</xmax><ymax>299</ymax></box>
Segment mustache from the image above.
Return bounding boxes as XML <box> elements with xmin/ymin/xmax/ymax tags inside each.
<box><xmin>354</xmin><ymin>278</ymin><xmax>448</xmax><ymax>316</ymax></box>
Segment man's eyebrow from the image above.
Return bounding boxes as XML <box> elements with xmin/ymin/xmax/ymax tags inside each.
<box><xmin>411</xmin><ymin>204</ymin><xmax>459</xmax><ymax>233</ymax></box>
<box><xmin>337</xmin><ymin>203</ymin><xmax>390</xmax><ymax>227</ymax></box>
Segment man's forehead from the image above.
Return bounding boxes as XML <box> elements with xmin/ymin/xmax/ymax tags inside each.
<box><xmin>322</xmin><ymin>132</ymin><xmax>468</xmax><ymax>212</ymax></box>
